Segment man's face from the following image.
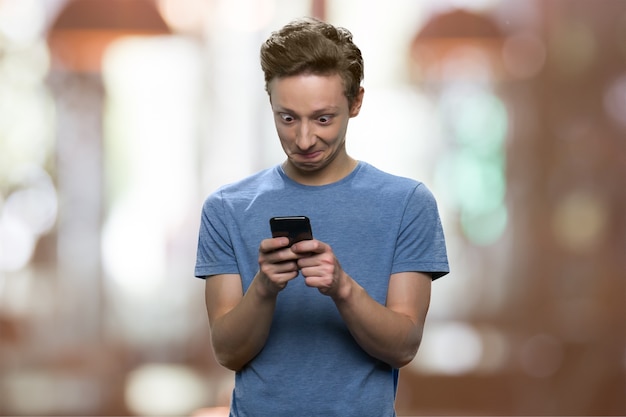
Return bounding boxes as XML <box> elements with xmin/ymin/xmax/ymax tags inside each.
<box><xmin>268</xmin><ymin>73</ymin><xmax>363</xmax><ymax>184</ymax></box>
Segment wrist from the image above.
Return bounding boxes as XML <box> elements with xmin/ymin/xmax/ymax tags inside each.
<box><xmin>253</xmin><ymin>272</ymin><xmax>281</xmax><ymax>300</ymax></box>
<box><xmin>331</xmin><ymin>272</ymin><xmax>355</xmax><ymax>303</ymax></box>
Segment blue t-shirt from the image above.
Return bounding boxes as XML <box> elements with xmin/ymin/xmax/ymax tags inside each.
<box><xmin>195</xmin><ymin>162</ymin><xmax>449</xmax><ymax>417</ymax></box>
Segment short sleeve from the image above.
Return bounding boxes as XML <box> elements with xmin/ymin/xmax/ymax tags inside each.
<box><xmin>393</xmin><ymin>183</ymin><xmax>449</xmax><ymax>280</ymax></box>
<box><xmin>194</xmin><ymin>190</ymin><xmax>240</xmax><ymax>278</ymax></box>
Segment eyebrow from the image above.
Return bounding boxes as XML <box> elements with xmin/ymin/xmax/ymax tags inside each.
<box><xmin>273</xmin><ymin>106</ymin><xmax>340</xmax><ymax>116</ymax></box>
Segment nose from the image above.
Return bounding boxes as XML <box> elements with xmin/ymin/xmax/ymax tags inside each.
<box><xmin>295</xmin><ymin>120</ymin><xmax>316</xmax><ymax>150</ymax></box>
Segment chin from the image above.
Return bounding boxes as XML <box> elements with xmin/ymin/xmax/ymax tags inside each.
<box><xmin>289</xmin><ymin>158</ymin><xmax>322</xmax><ymax>170</ymax></box>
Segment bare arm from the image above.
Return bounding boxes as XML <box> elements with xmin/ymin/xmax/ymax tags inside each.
<box><xmin>293</xmin><ymin>240</ymin><xmax>431</xmax><ymax>368</ymax></box>
<box><xmin>332</xmin><ymin>271</ymin><xmax>431</xmax><ymax>368</ymax></box>
<box><xmin>204</xmin><ymin>237</ymin><xmax>302</xmax><ymax>371</ymax></box>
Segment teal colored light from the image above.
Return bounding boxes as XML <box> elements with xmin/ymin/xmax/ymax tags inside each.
<box><xmin>461</xmin><ymin>204</ymin><xmax>508</xmax><ymax>246</ymax></box>
<box><xmin>434</xmin><ymin>150</ymin><xmax>506</xmax><ymax>215</ymax></box>
<box><xmin>451</xmin><ymin>92</ymin><xmax>508</xmax><ymax>154</ymax></box>
<box><xmin>436</xmin><ymin>85</ymin><xmax>509</xmax><ymax>245</ymax></box>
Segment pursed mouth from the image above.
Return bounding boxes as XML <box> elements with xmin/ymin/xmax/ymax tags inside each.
<box><xmin>297</xmin><ymin>150</ymin><xmax>322</xmax><ymax>159</ymax></box>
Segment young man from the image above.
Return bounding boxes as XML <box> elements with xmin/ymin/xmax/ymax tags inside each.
<box><xmin>195</xmin><ymin>17</ymin><xmax>449</xmax><ymax>417</ymax></box>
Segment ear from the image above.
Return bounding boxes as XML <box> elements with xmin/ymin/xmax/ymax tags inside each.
<box><xmin>349</xmin><ymin>87</ymin><xmax>365</xmax><ymax>117</ymax></box>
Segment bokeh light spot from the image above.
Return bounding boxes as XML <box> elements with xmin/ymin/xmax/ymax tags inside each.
<box><xmin>520</xmin><ymin>334</ymin><xmax>564</xmax><ymax>378</ymax></box>
<box><xmin>157</xmin><ymin>0</ymin><xmax>213</xmax><ymax>34</ymax></box>
<box><xmin>217</xmin><ymin>0</ymin><xmax>275</xmax><ymax>32</ymax></box>
<box><xmin>461</xmin><ymin>203</ymin><xmax>508</xmax><ymax>246</ymax></box>
<box><xmin>0</xmin><ymin>212</ymin><xmax>35</xmax><ymax>272</ymax></box>
<box><xmin>451</xmin><ymin>90</ymin><xmax>508</xmax><ymax>152</ymax></box>
<box><xmin>434</xmin><ymin>83</ymin><xmax>508</xmax><ymax>246</ymax></box>
<box><xmin>435</xmin><ymin>149</ymin><xmax>508</xmax><ymax>246</ymax></box>
<box><xmin>125</xmin><ymin>364</ymin><xmax>208</xmax><ymax>416</ymax></box>
<box><xmin>0</xmin><ymin>166</ymin><xmax>57</xmax><ymax>271</ymax></box>
<box><xmin>551</xmin><ymin>190</ymin><xmax>608</xmax><ymax>253</ymax></box>
<box><xmin>603</xmin><ymin>73</ymin><xmax>626</xmax><ymax>131</ymax></box>
<box><xmin>411</xmin><ymin>321</ymin><xmax>484</xmax><ymax>375</ymax></box>
<box><xmin>4</xmin><ymin>167</ymin><xmax>57</xmax><ymax>236</ymax></box>
<box><xmin>502</xmin><ymin>32</ymin><xmax>547</xmax><ymax>79</ymax></box>
<box><xmin>437</xmin><ymin>150</ymin><xmax>505</xmax><ymax>213</ymax></box>
<box><xmin>549</xmin><ymin>20</ymin><xmax>596</xmax><ymax>77</ymax></box>
<box><xmin>0</xmin><ymin>0</ymin><xmax>46</xmax><ymax>43</ymax></box>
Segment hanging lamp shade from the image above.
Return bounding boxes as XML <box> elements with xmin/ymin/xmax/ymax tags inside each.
<box><xmin>48</xmin><ymin>0</ymin><xmax>171</xmax><ymax>72</ymax></box>
<box><xmin>409</xmin><ymin>8</ymin><xmax>506</xmax><ymax>82</ymax></box>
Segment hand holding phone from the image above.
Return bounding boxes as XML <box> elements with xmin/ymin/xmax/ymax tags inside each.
<box><xmin>269</xmin><ymin>216</ymin><xmax>313</xmax><ymax>247</ymax></box>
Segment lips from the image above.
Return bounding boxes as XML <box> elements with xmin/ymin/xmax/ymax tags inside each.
<box><xmin>300</xmin><ymin>151</ymin><xmax>321</xmax><ymax>159</ymax></box>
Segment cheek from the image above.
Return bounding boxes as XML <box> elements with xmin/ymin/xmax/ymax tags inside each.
<box><xmin>322</xmin><ymin>124</ymin><xmax>347</xmax><ymax>144</ymax></box>
<box><xmin>275</xmin><ymin>124</ymin><xmax>292</xmax><ymax>141</ymax></box>
<box><xmin>275</xmin><ymin>125</ymin><xmax>296</xmax><ymax>151</ymax></box>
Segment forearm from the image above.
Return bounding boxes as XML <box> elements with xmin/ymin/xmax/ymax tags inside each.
<box><xmin>210</xmin><ymin>275</ymin><xmax>277</xmax><ymax>371</ymax></box>
<box><xmin>332</xmin><ymin>276</ymin><xmax>425</xmax><ymax>368</ymax></box>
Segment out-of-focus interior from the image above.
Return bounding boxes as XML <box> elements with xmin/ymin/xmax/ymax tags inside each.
<box><xmin>0</xmin><ymin>0</ymin><xmax>624</xmax><ymax>415</ymax></box>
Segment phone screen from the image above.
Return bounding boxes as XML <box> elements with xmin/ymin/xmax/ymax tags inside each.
<box><xmin>270</xmin><ymin>216</ymin><xmax>313</xmax><ymax>247</ymax></box>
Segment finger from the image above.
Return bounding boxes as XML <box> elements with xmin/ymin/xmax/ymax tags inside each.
<box><xmin>303</xmin><ymin>275</ymin><xmax>334</xmax><ymax>294</ymax></box>
<box><xmin>273</xmin><ymin>260</ymin><xmax>300</xmax><ymax>274</ymax></box>
<box><xmin>259</xmin><ymin>241</ymin><xmax>301</xmax><ymax>264</ymax></box>
<box><xmin>259</xmin><ymin>237</ymin><xmax>291</xmax><ymax>253</ymax></box>
<box><xmin>272</xmin><ymin>270</ymin><xmax>299</xmax><ymax>284</ymax></box>
<box><xmin>291</xmin><ymin>239</ymin><xmax>326</xmax><ymax>254</ymax></box>
<box><xmin>261</xmin><ymin>256</ymin><xmax>298</xmax><ymax>273</ymax></box>
<box><xmin>260</xmin><ymin>261</ymin><xmax>299</xmax><ymax>282</ymax></box>
<box><xmin>297</xmin><ymin>251</ymin><xmax>336</xmax><ymax>269</ymax></box>
<box><xmin>296</xmin><ymin>257</ymin><xmax>324</xmax><ymax>271</ymax></box>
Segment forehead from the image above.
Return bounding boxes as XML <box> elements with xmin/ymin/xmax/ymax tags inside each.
<box><xmin>269</xmin><ymin>73</ymin><xmax>348</xmax><ymax>111</ymax></box>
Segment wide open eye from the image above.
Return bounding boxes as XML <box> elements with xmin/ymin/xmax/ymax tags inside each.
<box><xmin>317</xmin><ymin>115</ymin><xmax>333</xmax><ymax>124</ymax></box>
<box><xmin>279</xmin><ymin>113</ymin><xmax>295</xmax><ymax>123</ymax></box>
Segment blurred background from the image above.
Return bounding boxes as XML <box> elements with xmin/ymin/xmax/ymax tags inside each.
<box><xmin>0</xmin><ymin>0</ymin><xmax>624</xmax><ymax>415</ymax></box>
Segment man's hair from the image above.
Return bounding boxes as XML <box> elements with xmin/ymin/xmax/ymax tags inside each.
<box><xmin>260</xmin><ymin>17</ymin><xmax>364</xmax><ymax>106</ymax></box>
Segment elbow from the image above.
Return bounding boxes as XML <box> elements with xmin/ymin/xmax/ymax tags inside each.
<box><xmin>214</xmin><ymin>350</ymin><xmax>246</xmax><ymax>372</ymax></box>
<box><xmin>212</xmin><ymin>336</ymin><xmax>253</xmax><ymax>371</ymax></box>
<box><xmin>210</xmin><ymin>328</ymin><xmax>250</xmax><ymax>371</ymax></box>
<box><xmin>389</xmin><ymin>339</ymin><xmax>421</xmax><ymax>369</ymax></box>
<box><xmin>389</xmin><ymin>350</ymin><xmax>417</xmax><ymax>369</ymax></box>
<box><xmin>220</xmin><ymin>360</ymin><xmax>245</xmax><ymax>372</ymax></box>
<box><xmin>210</xmin><ymin>327</ymin><xmax>264</xmax><ymax>371</ymax></box>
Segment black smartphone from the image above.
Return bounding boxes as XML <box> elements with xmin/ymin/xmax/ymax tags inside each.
<box><xmin>269</xmin><ymin>216</ymin><xmax>313</xmax><ymax>247</ymax></box>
